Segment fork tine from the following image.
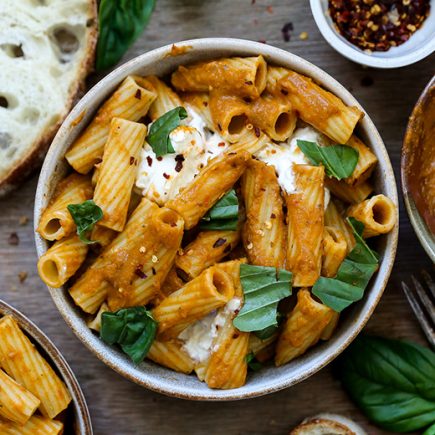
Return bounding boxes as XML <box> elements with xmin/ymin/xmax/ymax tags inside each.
<box><xmin>401</xmin><ymin>281</ymin><xmax>435</xmax><ymax>349</ymax></box>
<box><xmin>421</xmin><ymin>269</ymin><xmax>435</xmax><ymax>300</ymax></box>
<box><xmin>411</xmin><ymin>275</ymin><xmax>435</xmax><ymax>324</ymax></box>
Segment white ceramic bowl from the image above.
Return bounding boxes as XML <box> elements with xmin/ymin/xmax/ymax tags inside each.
<box><xmin>310</xmin><ymin>0</ymin><xmax>435</xmax><ymax>68</ymax></box>
<box><xmin>0</xmin><ymin>299</ymin><xmax>92</xmax><ymax>434</ymax></box>
<box><xmin>34</xmin><ymin>38</ymin><xmax>398</xmax><ymax>400</ymax></box>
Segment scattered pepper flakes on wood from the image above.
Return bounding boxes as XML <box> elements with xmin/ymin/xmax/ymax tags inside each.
<box><xmin>299</xmin><ymin>31</ymin><xmax>309</xmax><ymax>40</ymax></box>
<box><xmin>328</xmin><ymin>0</ymin><xmax>430</xmax><ymax>51</ymax></box>
<box><xmin>8</xmin><ymin>232</ymin><xmax>19</xmax><ymax>245</ymax></box>
<box><xmin>19</xmin><ymin>216</ymin><xmax>29</xmax><ymax>226</ymax></box>
<box><xmin>281</xmin><ymin>22</ymin><xmax>294</xmax><ymax>42</ymax></box>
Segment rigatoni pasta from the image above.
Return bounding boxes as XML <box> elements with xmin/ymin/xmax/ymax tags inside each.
<box><xmin>37</xmin><ymin>54</ymin><xmax>397</xmax><ymax>390</ymax></box>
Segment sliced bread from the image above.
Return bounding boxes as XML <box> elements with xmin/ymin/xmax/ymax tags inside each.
<box><xmin>290</xmin><ymin>413</ymin><xmax>367</xmax><ymax>435</ymax></box>
<box><xmin>0</xmin><ymin>0</ymin><xmax>97</xmax><ymax>196</ymax></box>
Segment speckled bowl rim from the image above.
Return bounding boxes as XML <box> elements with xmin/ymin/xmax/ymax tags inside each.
<box><xmin>401</xmin><ymin>75</ymin><xmax>435</xmax><ymax>262</ymax></box>
<box><xmin>34</xmin><ymin>38</ymin><xmax>398</xmax><ymax>401</ymax></box>
<box><xmin>0</xmin><ymin>299</ymin><xmax>92</xmax><ymax>434</ymax></box>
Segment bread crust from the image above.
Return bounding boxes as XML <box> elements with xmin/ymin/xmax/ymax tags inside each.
<box><xmin>0</xmin><ymin>0</ymin><xmax>98</xmax><ymax>197</ymax></box>
<box><xmin>290</xmin><ymin>418</ymin><xmax>356</xmax><ymax>435</ymax></box>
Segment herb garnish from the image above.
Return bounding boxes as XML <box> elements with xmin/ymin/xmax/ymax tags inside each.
<box><xmin>146</xmin><ymin>107</ymin><xmax>188</xmax><ymax>157</ymax></box>
<box><xmin>312</xmin><ymin>218</ymin><xmax>378</xmax><ymax>312</ymax></box>
<box><xmin>297</xmin><ymin>139</ymin><xmax>359</xmax><ymax>180</ymax></box>
<box><xmin>67</xmin><ymin>200</ymin><xmax>103</xmax><ymax>244</ymax></box>
<box><xmin>100</xmin><ymin>307</ymin><xmax>157</xmax><ymax>364</ymax></box>
<box><xmin>96</xmin><ymin>0</ymin><xmax>156</xmax><ymax>71</ymax></box>
<box><xmin>200</xmin><ymin>189</ymin><xmax>239</xmax><ymax>231</ymax></box>
<box><xmin>233</xmin><ymin>264</ymin><xmax>292</xmax><ymax>333</ymax></box>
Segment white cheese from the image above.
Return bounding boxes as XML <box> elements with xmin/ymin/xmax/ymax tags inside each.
<box><xmin>178</xmin><ymin>298</ymin><xmax>242</xmax><ymax>362</ymax></box>
<box><xmin>135</xmin><ymin>107</ymin><xmax>227</xmax><ymax>204</ymax></box>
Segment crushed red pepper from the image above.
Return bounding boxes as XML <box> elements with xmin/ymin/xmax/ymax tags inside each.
<box><xmin>328</xmin><ymin>0</ymin><xmax>430</xmax><ymax>52</ymax></box>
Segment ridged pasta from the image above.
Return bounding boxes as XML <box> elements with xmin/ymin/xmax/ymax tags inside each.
<box><xmin>344</xmin><ymin>135</ymin><xmax>378</xmax><ymax>185</ymax></box>
<box><xmin>93</xmin><ymin>118</ymin><xmax>147</xmax><ymax>231</ymax></box>
<box><xmin>0</xmin><ymin>415</ymin><xmax>63</xmax><ymax>435</ymax></box>
<box><xmin>321</xmin><ymin>226</ymin><xmax>347</xmax><ymax>278</ymax></box>
<box><xmin>148</xmin><ymin>340</ymin><xmax>194</xmax><ymax>374</ymax></box>
<box><xmin>37</xmin><ymin>174</ymin><xmax>93</xmax><ymax>241</ymax></box>
<box><xmin>241</xmin><ymin>159</ymin><xmax>287</xmax><ymax>268</ymax></box>
<box><xmin>324</xmin><ymin>200</ymin><xmax>355</xmax><ymax>252</ymax></box>
<box><xmin>0</xmin><ymin>316</ymin><xmax>71</xmax><ymax>419</ymax></box>
<box><xmin>37</xmin><ymin>234</ymin><xmax>88</xmax><ymax>288</ymax></box>
<box><xmin>347</xmin><ymin>194</ymin><xmax>397</xmax><ymax>238</ymax></box>
<box><xmin>325</xmin><ymin>178</ymin><xmax>373</xmax><ymax>204</ymax></box>
<box><xmin>146</xmin><ymin>76</ymin><xmax>183</xmax><ymax>120</ymax></box>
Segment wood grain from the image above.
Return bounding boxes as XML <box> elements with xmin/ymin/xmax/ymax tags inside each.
<box><xmin>0</xmin><ymin>1</ymin><xmax>433</xmax><ymax>434</ymax></box>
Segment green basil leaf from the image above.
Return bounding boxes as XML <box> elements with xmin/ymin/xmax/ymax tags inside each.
<box><xmin>297</xmin><ymin>140</ymin><xmax>359</xmax><ymax>180</ymax></box>
<box><xmin>146</xmin><ymin>107</ymin><xmax>188</xmax><ymax>157</ymax></box>
<box><xmin>246</xmin><ymin>352</ymin><xmax>263</xmax><ymax>371</ymax></box>
<box><xmin>200</xmin><ymin>189</ymin><xmax>239</xmax><ymax>231</ymax></box>
<box><xmin>312</xmin><ymin>219</ymin><xmax>379</xmax><ymax>312</ymax></box>
<box><xmin>423</xmin><ymin>422</ymin><xmax>435</xmax><ymax>435</ymax></box>
<box><xmin>346</xmin><ymin>217</ymin><xmax>379</xmax><ymax>264</ymax></box>
<box><xmin>233</xmin><ymin>265</ymin><xmax>292</xmax><ymax>333</ymax></box>
<box><xmin>337</xmin><ymin>336</ymin><xmax>435</xmax><ymax>433</ymax></box>
<box><xmin>96</xmin><ymin>0</ymin><xmax>156</xmax><ymax>71</ymax></box>
<box><xmin>255</xmin><ymin>324</ymin><xmax>278</xmax><ymax>340</ymax></box>
<box><xmin>67</xmin><ymin>200</ymin><xmax>103</xmax><ymax>244</ymax></box>
<box><xmin>100</xmin><ymin>306</ymin><xmax>157</xmax><ymax>364</ymax></box>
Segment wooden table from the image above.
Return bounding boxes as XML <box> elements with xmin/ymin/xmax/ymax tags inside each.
<box><xmin>1</xmin><ymin>1</ymin><xmax>433</xmax><ymax>434</ymax></box>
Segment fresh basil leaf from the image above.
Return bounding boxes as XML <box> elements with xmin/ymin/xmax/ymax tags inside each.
<box><xmin>101</xmin><ymin>307</ymin><xmax>157</xmax><ymax>364</ymax></box>
<box><xmin>96</xmin><ymin>0</ymin><xmax>156</xmax><ymax>71</ymax></box>
<box><xmin>312</xmin><ymin>219</ymin><xmax>379</xmax><ymax>312</ymax></box>
<box><xmin>233</xmin><ymin>265</ymin><xmax>292</xmax><ymax>333</ymax></box>
<box><xmin>423</xmin><ymin>422</ymin><xmax>435</xmax><ymax>435</ymax></box>
<box><xmin>246</xmin><ymin>352</ymin><xmax>263</xmax><ymax>371</ymax></box>
<box><xmin>337</xmin><ymin>336</ymin><xmax>435</xmax><ymax>433</ymax></box>
<box><xmin>254</xmin><ymin>311</ymin><xmax>284</xmax><ymax>339</ymax></box>
<box><xmin>346</xmin><ymin>217</ymin><xmax>379</xmax><ymax>264</ymax></box>
<box><xmin>146</xmin><ymin>107</ymin><xmax>188</xmax><ymax>157</ymax></box>
<box><xmin>297</xmin><ymin>140</ymin><xmax>359</xmax><ymax>180</ymax></box>
<box><xmin>67</xmin><ymin>200</ymin><xmax>103</xmax><ymax>244</ymax></box>
<box><xmin>200</xmin><ymin>189</ymin><xmax>239</xmax><ymax>231</ymax></box>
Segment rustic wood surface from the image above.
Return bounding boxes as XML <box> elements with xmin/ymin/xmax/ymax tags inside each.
<box><xmin>1</xmin><ymin>1</ymin><xmax>434</xmax><ymax>434</ymax></box>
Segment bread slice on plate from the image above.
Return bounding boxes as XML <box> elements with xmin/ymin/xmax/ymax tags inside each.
<box><xmin>0</xmin><ymin>0</ymin><xmax>97</xmax><ymax>196</ymax></box>
<box><xmin>290</xmin><ymin>413</ymin><xmax>367</xmax><ymax>435</ymax></box>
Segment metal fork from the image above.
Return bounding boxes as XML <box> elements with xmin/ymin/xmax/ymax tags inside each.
<box><xmin>401</xmin><ymin>270</ymin><xmax>435</xmax><ymax>349</ymax></box>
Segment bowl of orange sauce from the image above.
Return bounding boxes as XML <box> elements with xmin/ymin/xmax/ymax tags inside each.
<box><xmin>402</xmin><ymin>75</ymin><xmax>435</xmax><ymax>261</ymax></box>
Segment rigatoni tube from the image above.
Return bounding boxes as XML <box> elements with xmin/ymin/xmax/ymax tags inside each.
<box><xmin>152</xmin><ymin>266</ymin><xmax>235</xmax><ymax>339</ymax></box>
<box><xmin>37</xmin><ymin>234</ymin><xmax>88</xmax><ymax>288</ymax></box>
<box><xmin>93</xmin><ymin>118</ymin><xmax>147</xmax><ymax>232</ymax></box>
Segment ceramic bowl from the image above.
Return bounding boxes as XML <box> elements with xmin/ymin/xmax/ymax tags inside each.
<box><xmin>0</xmin><ymin>299</ymin><xmax>92</xmax><ymax>434</ymax></box>
<box><xmin>401</xmin><ymin>75</ymin><xmax>435</xmax><ymax>261</ymax></box>
<box><xmin>310</xmin><ymin>0</ymin><xmax>435</xmax><ymax>69</ymax></box>
<box><xmin>34</xmin><ymin>38</ymin><xmax>398</xmax><ymax>400</ymax></box>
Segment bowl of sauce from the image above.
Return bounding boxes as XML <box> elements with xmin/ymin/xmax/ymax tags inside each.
<box><xmin>402</xmin><ymin>75</ymin><xmax>435</xmax><ymax>261</ymax></box>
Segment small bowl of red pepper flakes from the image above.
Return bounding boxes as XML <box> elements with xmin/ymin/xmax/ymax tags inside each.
<box><xmin>310</xmin><ymin>0</ymin><xmax>435</xmax><ymax>68</ymax></box>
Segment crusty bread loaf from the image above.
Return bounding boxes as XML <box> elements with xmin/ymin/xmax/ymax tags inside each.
<box><xmin>290</xmin><ymin>413</ymin><xmax>367</xmax><ymax>435</ymax></box>
<box><xmin>0</xmin><ymin>0</ymin><xmax>97</xmax><ymax>196</ymax></box>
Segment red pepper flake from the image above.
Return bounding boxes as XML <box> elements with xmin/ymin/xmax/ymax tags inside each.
<box><xmin>203</xmin><ymin>101</ymin><xmax>208</xmax><ymax>107</ymax></box>
<box><xmin>213</xmin><ymin>238</ymin><xmax>227</xmax><ymax>248</ymax></box>
<box><xmin>8</xmin><ymin>232</ymin><xmax>19</xmax><ymax>246</ymax></box>
<box><xmin>232</xmin><ymin>333</ymin><xmax>240</xmax><ymax>339</ymax></box>
<box><xmin>146</xmin><ymin>156</ymin><xmax>153</xmax><ymax>167</ymax></box>
<box><xmin>251</xmin><ymin>0</ymin><xmax>255</xmax><ymax>4</ymax></box>
<box><xmin>163</xmin><ymin>173</ymin><xmax>170</xmax><ymax>179</ymax></box>
<box><xmin>271</xmin><ymin>213</ymin><xmax>276</xmax><ymax>219</ymax></box>
<box><xmin>218</xmin><ymin>142</ymin><xmax>226</xmax><ymax>147</ymax></box>
<box><xmin>152</xmin><ymin>267</ymin><xmax>157</xmax><ymax>275</ymax></box>
<box><xmin>217</xmin><ymin>123</ymin><xmax>222</xmax><ymax>131</ymax></box>
<box><xmin>280</xmin><ymin>88</ymin><xmax>289</xmax><ymax>96</ymax></box>
<box><xmin>134</xmin><ymin>265</ymin><xmax>147</xmax><ymax>279</ymax></box>
<box><xmin>157</xmin><ymin>156</ymin><xmax>163</xmax><ymax>161</ymax></box>
<box><xmin>174</xmin><ymin>154</ymin><xmax>185</xmax><ymax>172</ymax></box>
<box><xmin>361</xmin><ymin>75</ymin><xmax>374</xmax><ymax>87</ymax></box>
<box><xmin>328</xmin><ymin>0</ymin><xmax>430</xmax><ymax>52</ymax></box>
<box><xmin>281</xmin><ymin>22</ymin><xmax>294</xmax><ymax>42</ymax></box>
<box><xmin>129</xmin><ymin>156</ymin><xmax>135</xmax><ymax>165</ymax></box>
<box><xmin>266</xmin><ymin>5</ymin><xmax>273</xmax><ymax>14</ymax></box>
<box><xmin>254</xmin><ymin>126</ymin><xmax>261</xmax><ymax>137</ymax></box>
<box><xmin>135</xmin><ymin>89</ymin><xmax>142</xmax><ymax>99</ymax></box>
<box><xmin>258</xmin><ymin>39</ymin><xmax>267</xmax><ymax>44</ymax></box>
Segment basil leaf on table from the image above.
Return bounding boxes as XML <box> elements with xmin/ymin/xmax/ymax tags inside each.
<box><xmin>246</xmin><ymin>352</ymin><xmax>263</xmax><ymax>371</ymax></box>
<box><xmin>100</xmin><ymin>306</ymin><xmax>157</xmax><ymax>364</ymax></box>
<box><xmin>96</xmin><ymin>0</ymin><xmax>156</xmax><ymax>71</ymax></box>
<box><xmin>233</xmin><ymin>264</ymin><xmax>292</xmax><ymax>333</ymax></box>
<box><xmin>67</xmin><ymin>200</ymin><xmax>103</xmax><ymax>244</ymax></box>
<box><xmin>297</xmin><ymin>139</ymin><xmax>359</xmax><ymax>180</ymax></box>
<box><xmin>337</xmin><ymin>335</ymin><xmax>435</xmax><ymax>433</ymax></box>
<box><xmin>146</xmin><ymin>107</ymin><xmax>188</xmax><ymax>157</ymax></box>
<box><xmin>200</xmin><ymin>189</ymin><xmax>239</xmax><ymax>231</ymax></box>
<box><xmin>312</xmin><ymin>219</ymin><xmax>378</xmax><ymax>312</ymax></box>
